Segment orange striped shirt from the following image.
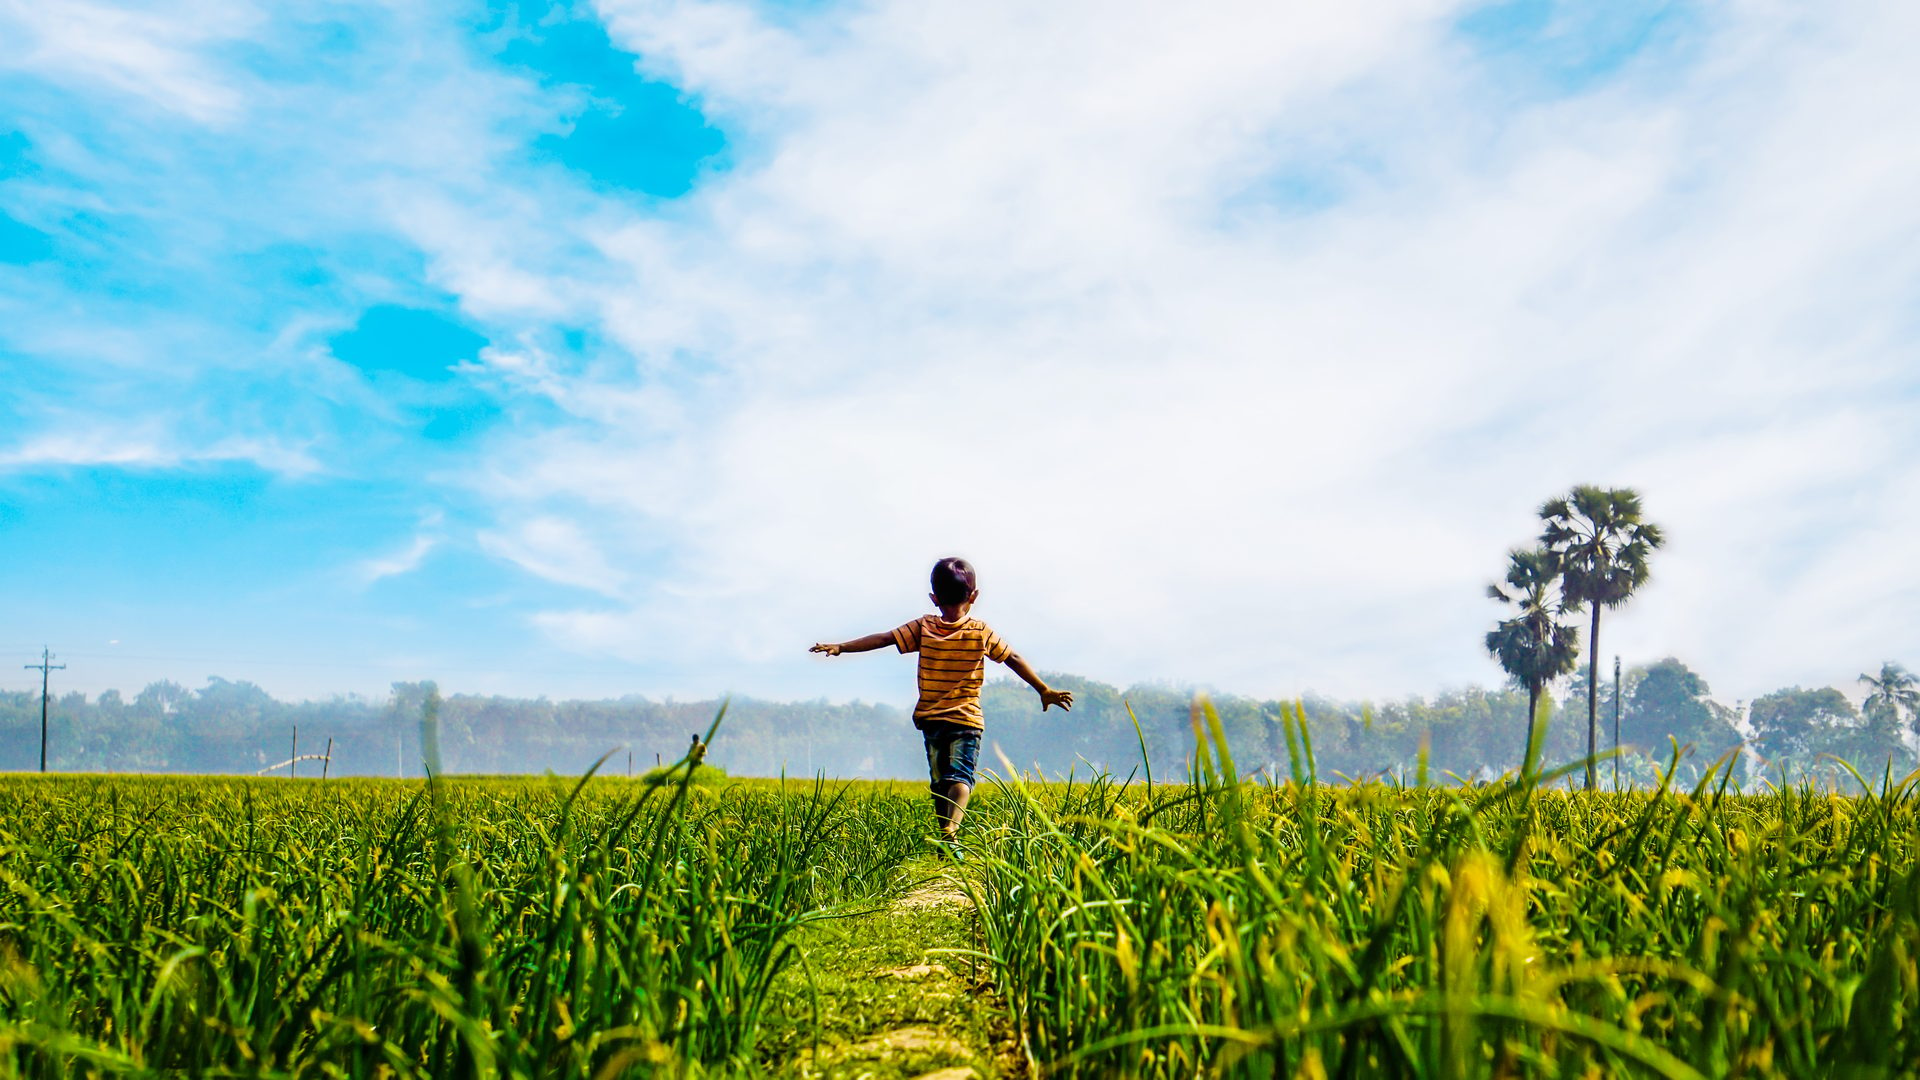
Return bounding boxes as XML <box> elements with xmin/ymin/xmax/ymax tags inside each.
<box><xmin>892</xmin><ymin>615</ymin><xmax>1012</xmax><ymax>729</ymax></box>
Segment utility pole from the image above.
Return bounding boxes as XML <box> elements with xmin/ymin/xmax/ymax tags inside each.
<box><xmin>1612</xmin><ymin>655</ymin><xmax>1623</xmax><ymax>791</ymax></box>
<box><xmin>25</xmin><ymin>647</ymin><xmax>65</xmax><ymax>773</ymax></box>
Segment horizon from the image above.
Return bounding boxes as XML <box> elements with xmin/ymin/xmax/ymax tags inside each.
<box><xmin>11</xmin><ymin>657</ymin><xmax>1881</xmax><ymax>718</ymax></box>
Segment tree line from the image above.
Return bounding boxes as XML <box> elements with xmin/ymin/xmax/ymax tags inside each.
<box><xmin>4</xmin><ymin>660</ymin><xmax>1912</xmax><ymax>787</ymax></box>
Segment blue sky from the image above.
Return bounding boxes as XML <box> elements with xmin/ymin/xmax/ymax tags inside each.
<box><xmin>3</xmin><ymin>0</ymin><xmax>1918</xmax><ymax>711</ymax></box>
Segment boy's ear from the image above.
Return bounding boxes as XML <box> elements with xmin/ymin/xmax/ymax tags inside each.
<box><xmin>968</xmin><ymin>588</ymin><xmax>980</xmax><ymax>603</ymax></box>
<box><xmin>929</xmin><ymin>592</ymin><xmax>939</xmax><ymax>607</ymax></box>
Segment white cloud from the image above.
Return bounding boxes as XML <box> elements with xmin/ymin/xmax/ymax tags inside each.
<box><xmin>479</xmin><ymin>516</ymin><xmax>631</xmax><ymax>596</ymax></box>
<box><xmin>0</xmin><ymin>0</ymin><xmax>578</xmax><ymax>483</ymax></box>
<box><xmin>0</xmin><ymin>428</ymin><xmax>321</xmax><ymax>475</ymax></box>
<box><xmin>0</xmin><ymin>0</ymin><xmax>258</xmax><ymax>123</ymax></box>
<box><xmin>355</xmin><ymin>534</ymin><xmax>439</xmax><ymax>585</ymax></box>
<box><xmin>406</xmin><ymin>0</ymin><xmax>1920</xmax><ymax>706</ymax></box>
<box><xmin>353</xmin><ymin>511</ymin><xmax>448</xmax><ymax>586</ymax></box>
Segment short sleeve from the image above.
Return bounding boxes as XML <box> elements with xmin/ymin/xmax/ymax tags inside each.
<box><xmin>891</xmin><ymin>619</ymin><xmax>922</xmax><ymax>653</ymax></box>
<box><xmin>982</xmin><ymin>626</ymin><xmax>1012</xmax><ymax>664</ymax></box>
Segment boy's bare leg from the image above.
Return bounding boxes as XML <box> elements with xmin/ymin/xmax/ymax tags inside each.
<box><xmin>933</xmin><ymin>782</ymin><xmax>973</xmax><ymax>839</ymax></box>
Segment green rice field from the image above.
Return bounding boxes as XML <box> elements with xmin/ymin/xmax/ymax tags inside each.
<box><xmin>0</xmin><ymin>708</ymin><xmax>1915</xmax><ymax>1078</ymax></box>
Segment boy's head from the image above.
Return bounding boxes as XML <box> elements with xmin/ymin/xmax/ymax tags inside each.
<box><xmin>930</xmin><ymin>557</ymin><xmax>978</xmax><ymax>609</ymax></box>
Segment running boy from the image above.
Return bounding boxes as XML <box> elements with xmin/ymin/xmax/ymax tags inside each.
<box><xmin>811</xmin><ymin>557</ymin><xmax>1072</xmax><ymax>843</ymax></box>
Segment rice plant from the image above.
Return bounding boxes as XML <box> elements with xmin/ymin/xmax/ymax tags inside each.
<box><xmin>961</xmin><ymin>701</ymin><xmax>1920</xmax><ymax>1077</ymax></box>
<box><xmin>2</xmin><ymin>698</ymin><xmax>1915</xmax><ymax>1078</ymax></box>
<box><xmin>0</xmin><ymin>756</ymin><xmax>924</xmax><ymax>1075</ymax></box>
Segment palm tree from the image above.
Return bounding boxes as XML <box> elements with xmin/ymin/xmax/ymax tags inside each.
<box><xmin>1860</xmin><ymin>662</ymin><xmax>1920</xmax><ymax>721</ymax></box>
<box><xmin>1858</xmin><ymin>662</ymin><xmax>1920</xmax><ymax>767</ymax></box>
<box><xmin>1540</xmin><ymin>485</ymin><xmax>1665</xmax><ymax>790</ymax></box>
<box><xmin>1486</xmin><ymin>547</ymin><xmax>1583</xmax><ymax>774</ymax></box>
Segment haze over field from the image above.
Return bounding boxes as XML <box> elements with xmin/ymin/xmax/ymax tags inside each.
<box><xmin>9</xmin><ymin>656</ymin><xmax>1909</xmax><ymax>785</ymax></box>
<box><xmin>4</xmin><ymin>1</ymin><xmax>1918</xmax><ymax>711</ymax></box>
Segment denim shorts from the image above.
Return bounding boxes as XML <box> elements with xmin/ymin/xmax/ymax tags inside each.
<box><xmin>922</xmin><ymin>721</ymin><xmax>982</xmax><ymax>790</ymax></box>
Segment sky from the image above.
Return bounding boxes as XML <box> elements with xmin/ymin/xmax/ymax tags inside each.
<box><xmin>2</xmin><ymin>0</ymin><xmax>1917</xmax><ymax>710</ymax></box>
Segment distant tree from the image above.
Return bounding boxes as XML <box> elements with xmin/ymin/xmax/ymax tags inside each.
<box><xmin>134</xmin><ymin>680</ymin><xmax>190</xmax><ymax>716</ymax></box>
<box><xmin>1541</xmin><ymin>485</ymin><xmax>1665</xmax><ymax>790</ymax></box>
<box><xmin>1748</xmin><ymin>686</ymin><xmax>1857</xmax><ymax>764</ymax></box>
<box><xmin>1859</xmin><ymin>662</ymin><xmax>1919</xmax><ymax>729</ymax></box>
<box><xmin>387</xmin><ymin>681</ymin><xmax>439</xmax><ymax>778</ymax></box>
<box><xmin>1856</xmin><ymin>662</ymin><xmax>1919</xmax><ymax>773</ymax></box>
<box><xmin>197</xmin><ymin>677</ymin><xmax>274</xmax><ymax>721</ymax></box>
<box><xmin>1624</xmin><ymin>658</ymin><xmax>1739</xmax><ymax>770</ymax></box>
<box><xmin>1485</xmin><ymin>547</ymin><xmax>1582</xmax><ymax>771</ymax></box>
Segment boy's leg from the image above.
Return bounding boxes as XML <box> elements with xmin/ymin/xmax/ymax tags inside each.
<box><xmin>924</xmin><ymin>724</ymin><xmax>981</xmax><ymax>840</ymax></box>
<box><xmin>925</xmin><ymin>729</ymin><xmax>948</xmax><ymax>836</ymax></box>
<box><xmin>938</xmin><ymin>781</ymin><xmax>972</xmax><ymax>837</ymax></box>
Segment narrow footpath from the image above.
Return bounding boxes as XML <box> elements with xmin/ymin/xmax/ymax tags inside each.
<box><xmin>759</xmin><ymin>856</ymin><xmax>1027</xmax><ymax>1079</ymax></box>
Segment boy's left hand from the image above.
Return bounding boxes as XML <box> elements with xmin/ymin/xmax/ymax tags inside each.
<box><xmin>1040</xmin><ymin>688</ymin><xmax>1073</xmax><ymax>711</ymax></box>
<box><xmin>810</xmin><ymin>642</ymin><xmax>843</xmax><ymax>656</ymax></box>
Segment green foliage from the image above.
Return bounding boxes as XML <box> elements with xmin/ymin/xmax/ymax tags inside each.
<box><xmin>1540</xmin><ymin>485</ymin><xmax>1665</xmax><ymax>610</ymax></box>
<box><xmin>9</xmin><ymin>661</ymin><xmax>1918</xmax><ymax>789</ymax></box>
<box><xmin>1625</xmin><ymin>658</ymin><xmax>1740</xmax><ymax>762</ymax></box>
<box><xmin>1862</xmin><ymin>663</ymin><xmax>1920</xmax><ymax>713</ymax></box>
<box><xmin>1860</xmin><ymin>663</ymin><xmax>1920</xmax><ymax>768</ymax></box>
<box><xmin>1749</xmin><ymin>685</ymin><xmax>1857</xmax><ymax>762</ymax></box>
<box><xmin>759</xmin><ymin>857</ymin><xmax>1007</xmax><ymax>1077</ymax></box>
<box><xmin>2</xmin><ymin>717</ymin><xmax>1919</xmax><ymax>1078</ymax></box>
<box><xmin>0</xmin><ymin>769</ymin><xmax>922</xmax><ymax>1075</ymax></box>
<box><xmin>1485</xmin><ymin>546</ymin><xmax>1582</xmax><ymax>764</ymax></box>
<box><xmin>963</xmin><ymin>723</ymin><xmax>1920</xmax><ymax>1078</ymax></box>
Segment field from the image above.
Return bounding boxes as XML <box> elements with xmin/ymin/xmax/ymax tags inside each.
<box><xmin>0</xmin><ymin>713</ymin><xmax>1916</xmax><ymax>1078</ymax></box>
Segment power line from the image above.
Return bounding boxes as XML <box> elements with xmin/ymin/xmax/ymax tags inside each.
<box><xmin>25</xmin><ymin>647</ymin><xmax>66</xmax><ymax>773</ymax></box>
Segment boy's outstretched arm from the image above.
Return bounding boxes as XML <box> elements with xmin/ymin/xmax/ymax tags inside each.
<box><xmin>1004</xmin><ymin>652</ymin><xmax>1073</xmax><ymax>711</ymax></box>
<box><xmin>810</xmin><ymin>632</ymin><xmax>894</xmax><ymax>657</ymax></box>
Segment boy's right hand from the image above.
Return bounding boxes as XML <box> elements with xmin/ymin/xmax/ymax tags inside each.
<box><xmin>810</xmin><ymin>643</ymin><xmax>843</xmax><ymax>656</ymax></box>
<box><xmin>1040</xmin><ymin>688</ymin><xmax>1074</xmax><ymax>711</ymax></box>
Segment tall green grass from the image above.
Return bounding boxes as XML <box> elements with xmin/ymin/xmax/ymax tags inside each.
<box><xmin>0</xmin><ymin>762</ymin><xmax>923</xmax><ymax>1075</ymax></box>
<box><xmin>3</xmin><ymin>699</ymin><xmax>1916</xmax><ymax>1078</ymax></box>
<box><xmin>962</xmin><ymin>701</ymin><xmax>1920</xmax><ymax>1078</ymax></box>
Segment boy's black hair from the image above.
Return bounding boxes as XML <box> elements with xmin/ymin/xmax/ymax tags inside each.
<box><xmin>931</xmin><ymin>557</ymin><xmax>977</xmax><ymax>607</ymax></box>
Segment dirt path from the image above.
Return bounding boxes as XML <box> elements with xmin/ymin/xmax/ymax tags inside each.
<box><xmin>759</xmin><ymin>857</ymin><xmax>1026</xmax><ymax>1079</ymax></box>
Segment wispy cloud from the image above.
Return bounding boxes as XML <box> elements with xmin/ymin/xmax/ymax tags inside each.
<box><xmin>354</xmin><ymin>533</ymin><xmax>439</xmax><ymax>586</ymax></box>
<box><xmin>0</xmin><ymin>428</ymin><xmax>320</xmax><ymax>475</ymax></box>
<box><xmin>6</xmin><ymin>0</ymin><xmax>1919</xmax><ymax>707</ymax></box>
<box><xmin>435</xmin><ymin>0</ymin><xmax>1920</xmax><ymax>702</ymax></box>
<box><xmin>0</xmin><ymin>0</ymin><xmax>257</xmax><ymax>124</ymax></box>
<box><xmin>353</xmin><ymin>510</ymin><xmax>449</xmax><ymax>586</ymax></box>
<box><xmin>479</xmin><ymin>516</ymin><xmax>631</xmax><ymax>597</ymax></box>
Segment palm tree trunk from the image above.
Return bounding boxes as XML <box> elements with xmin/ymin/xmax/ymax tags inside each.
<box><xmin>1586</xmin><ymin>606</ymin><xmax>1601</xmax><ymax>791</ymax></box>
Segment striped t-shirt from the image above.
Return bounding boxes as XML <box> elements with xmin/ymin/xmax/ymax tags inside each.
<box><xmin>891</xmin><ymin>615</ymin><xmax>1013</xmax><ymax>729</ymax></box>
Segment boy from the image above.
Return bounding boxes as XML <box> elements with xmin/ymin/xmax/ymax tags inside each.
<box><xmin>811</xmin><ymin>556</ymin><xmax>1072</xmax><ymax>845</ymax></box>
